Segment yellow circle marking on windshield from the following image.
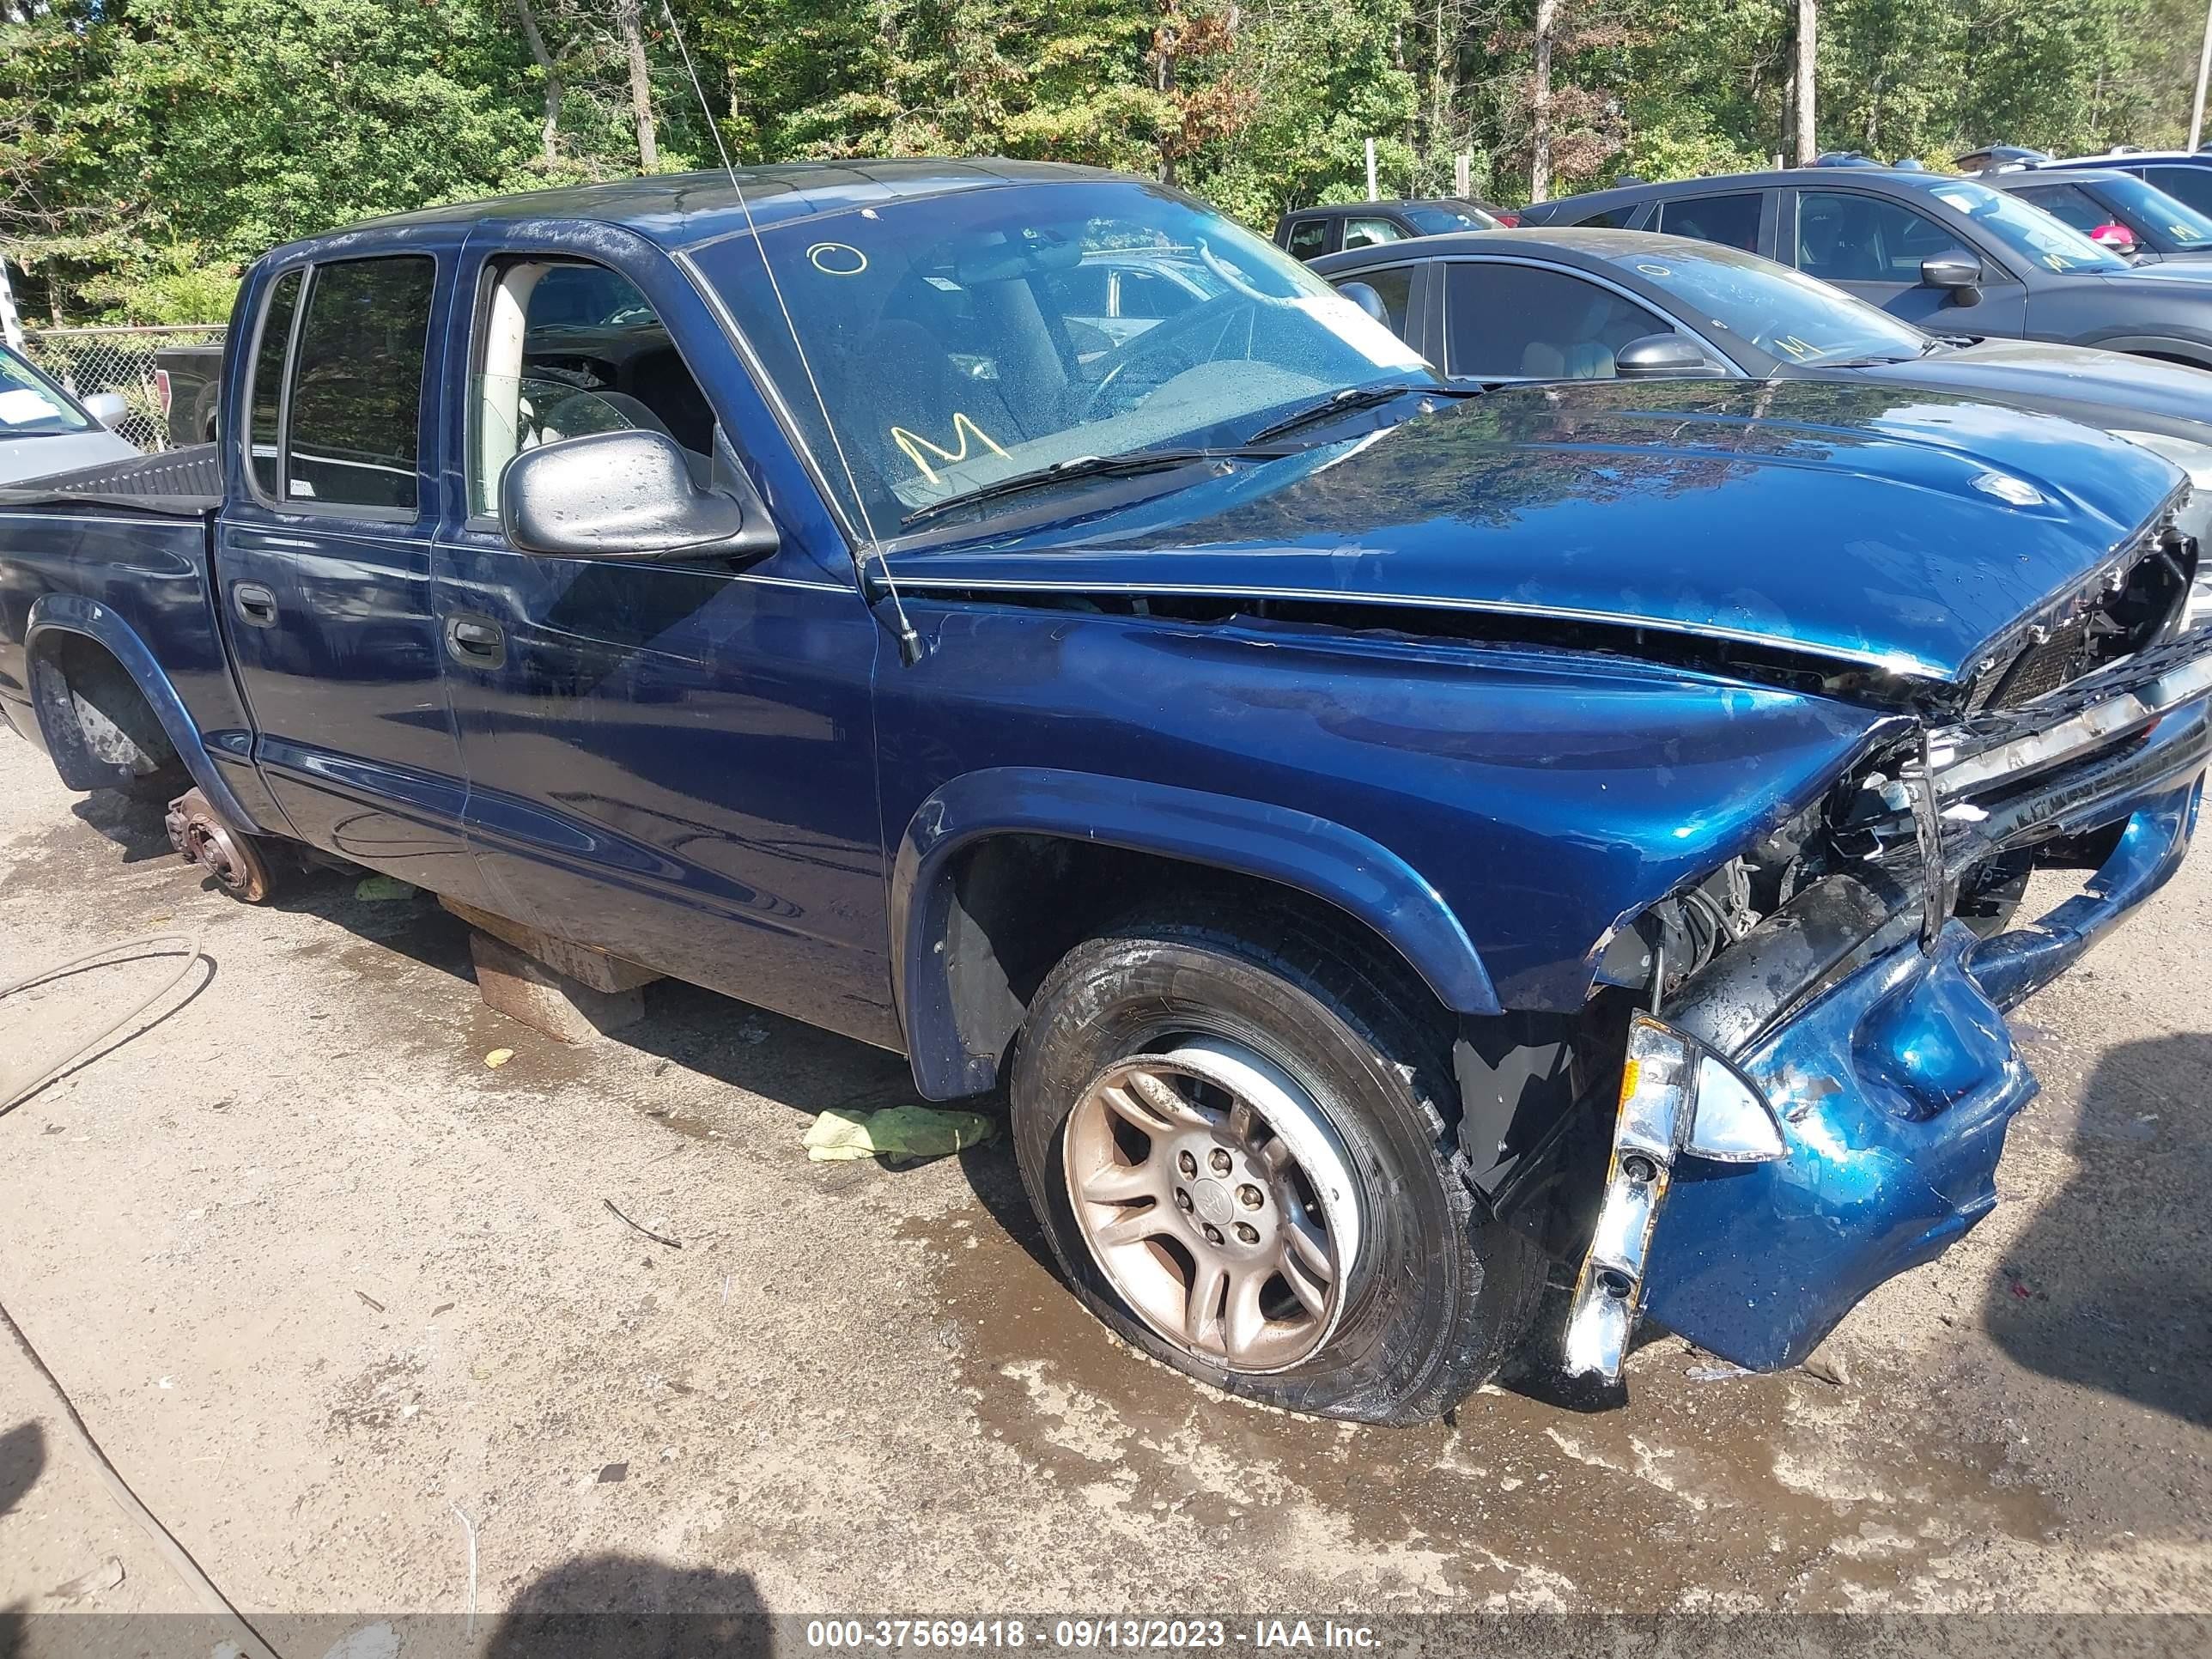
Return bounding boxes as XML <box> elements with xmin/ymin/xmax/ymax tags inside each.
<box><xmin>808</xmin><ymin>242</ymin><xmax>868</xmax><ymax>276</ymax></box>
<box><xmin>1635</xmin><ymin>263</ymin><xmax>1673</xmax><ymax>277</ymax></box>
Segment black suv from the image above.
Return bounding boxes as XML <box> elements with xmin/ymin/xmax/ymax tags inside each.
<box><xmin>1517</xmin><ymin>166</ymin><xmax>2212</xmax><ymax>367</ymax></box>
<box><xmin>1272</xmin><ymin>198</ymin><xmax>1504</xmax><ymax>262</ymax></box>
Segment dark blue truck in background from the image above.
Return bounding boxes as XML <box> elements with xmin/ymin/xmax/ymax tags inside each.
<box><xmin>3</xmin><ymin>161</ymin><xmax>2208</xmax><ymax>1423</ymax></box>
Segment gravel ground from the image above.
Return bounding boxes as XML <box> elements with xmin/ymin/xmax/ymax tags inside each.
<box><xmin>0</xmin><ymin>729</ymin><xmax>2208</xmax><ymax>1639</ymax></box>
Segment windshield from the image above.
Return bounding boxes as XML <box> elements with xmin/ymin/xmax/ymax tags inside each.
<box><xmin>1923</xmin><ymin>178</ymin><xmax>2131</xmax><ymax>273</ymax></box>
<box><xmin>1607</xmin><ymin>242</ymin><xmax>1930</xmax><ymax>366</ymax></box>
<box><xmin>0</xmin><ymin>348</ymin><xmax>91</xmax><ymax>436</ymax></box>
<box><xmin>1404</xmin><ymin>204</ymin><xmax>1501</xmax><ymax>234</ymax></box>
<box><xmin>2096</xmin><ymin>173</ymin><xmax>2212</xmax><ymax>250</ymax></box>
<box><xmin>689</xmin><ymin>180</ymin><xmax>1432</xmax><ymax>533</ymax></box>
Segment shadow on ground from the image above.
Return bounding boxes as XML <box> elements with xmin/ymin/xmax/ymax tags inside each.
<box><xmin>0</xmin><ymin>1420</ymin><xmax>43</xmax><ymax>1659</ymax></box>
<box><xmin>1986</xmin><ymin>1030</ymin><xmax>2212</xmax><ymax>1427</ymax></box>
<box><xmin>483</xmin><ymin>1552</ymin><xmax>767</xmax><ymax>1658</ymax></box>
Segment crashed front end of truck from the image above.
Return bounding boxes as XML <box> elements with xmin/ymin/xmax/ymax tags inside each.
<box><xmin>1533</xmin><ymin>501</ymin><xmax>2211</xmax><ymax>1380</ymax></box>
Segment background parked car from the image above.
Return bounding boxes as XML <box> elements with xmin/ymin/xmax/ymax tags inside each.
<box><xmin>1273</xmin><ymin>198</ymin><xmax>1508</xmax><ymax>262</ymax></box>
<box><xmin>0</xmin><ymin>343</ymin><xmax>137</xmax><ymax>483</ymax></box>
<box><xmin>1314</xmin><ymin>225</ymin><xmax>2212</xmax><ymax>623</ymax></box>
<box><xmin>153</xmin><ymin>340</ymin><xmax>223</xmax><ymax>446</ymax></box>
<box><xmin>2037</xmin><ymin>150</ymin><xmax>2212</xmax><ymax>220</ymax></box>
<box><xmin>1973</xmin><ymin>167</ymin><xmax>2212</xmax><ymax>264</ymax></box>
<box><xmin>1517</xmin><ymin>166</ymin><xmax>2212</xmax><ymax>365</ymax></box>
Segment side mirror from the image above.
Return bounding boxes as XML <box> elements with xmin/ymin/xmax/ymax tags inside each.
<box><xmin>1920</xmin><ymin>255</ymin><xmax>1984</xmax><ymax>305</ymax></box>
<box><xmin>1335</xmin><ymin>281</ymin><xmax>1390</xmax><ymax>325</ymax></box>
<box><xmin>499</xmin><ymin>428</ymin><xmax>777</xmax><ymax>561</ymax></box>
<box><xmin>82</xmin><ymin>392</ymin><xmax>130</xmax><ymax>429</ymax></box>
<box><xmin>1613</xmin><ymin>332</ymin><xmax>1725</xmax><ymax>380</ymax></box>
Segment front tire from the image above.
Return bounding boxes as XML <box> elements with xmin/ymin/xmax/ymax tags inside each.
<box><xmin>1009</xmin><ymin>906</ymin><xmax>1546</xmax><ymax>1425</ymax></box>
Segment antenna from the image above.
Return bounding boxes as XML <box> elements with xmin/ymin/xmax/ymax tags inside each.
<box><xmin>659</xmin><ymin>3</ymin><xmax>925</xmax><ymax>665</ymax></box>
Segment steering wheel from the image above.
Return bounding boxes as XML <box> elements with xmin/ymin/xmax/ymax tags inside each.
<box><xmin>1078</xmin><ymin>291</ymin><xmax>1258</xmax><ymax>423</ymax></box>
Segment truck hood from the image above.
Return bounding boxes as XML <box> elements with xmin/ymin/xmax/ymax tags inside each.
<box><xmin>891</xmin><ymin>380</ymin><xmax>2184</xmax><ymax>684</ymax></box>
<box><xmin>0</xmin><ymin>428</ymin><xmax>138</xmax><ymax>488</ymax></box>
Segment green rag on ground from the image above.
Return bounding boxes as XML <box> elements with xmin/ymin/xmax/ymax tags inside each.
<box><xmin>803</xmin><ymin>1103</ymin><xmax>996</xmax><ymax>1164</ymax></box>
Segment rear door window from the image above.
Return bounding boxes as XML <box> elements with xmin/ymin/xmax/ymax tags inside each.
<box><xmin>1285</xmin><ymin>218</ymin><xmax>1334</xmax><ymax>260</ymax></box>
<box><xmin>1656</xmin><ymin>192</ymin><xmax>1764</xmax><ymax>252</ymax></box>
<box><xmin>283</xmin><ymin>256</ymin><xmax>435</xmax><ymax>511</ymax></box>
<box><xmin>1444</xmin><ymin>262</ymin><xmax>1674</xmax><ymax>380</ymax></box>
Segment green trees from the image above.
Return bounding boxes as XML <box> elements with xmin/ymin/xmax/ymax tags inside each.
<box><xmin>0</xmin><ymin>0</ymin><xmax>2200</xmax><ymax>322</ymax></box>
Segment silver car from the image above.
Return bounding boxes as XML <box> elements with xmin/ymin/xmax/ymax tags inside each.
<box><xmin>0</xmin><ymin>344</ymin><xmax>137</xmax><ymax>484</ymax></box>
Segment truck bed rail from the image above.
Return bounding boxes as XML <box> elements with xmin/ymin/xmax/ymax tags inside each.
<box><xmin>0</xmin><ymin>444</ymin><xmax>222</xmax><ymax>516</ymax></box>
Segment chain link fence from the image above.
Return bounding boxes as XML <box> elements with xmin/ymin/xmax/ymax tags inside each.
<box><xmin>20</xmin><ymin>324</ymin><xmax>228</xmax><ymax>453</ymax></box>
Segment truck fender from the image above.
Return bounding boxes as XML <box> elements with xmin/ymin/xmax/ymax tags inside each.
<box><xmin>890</xmin><ymin>766</ymin><xmax>1501</xmax><ymax>1097</ymax></box>
<box><xmin>24</xmin><ymin>593</ymin><xmax>264</xmax><ymax>834</ymax></box>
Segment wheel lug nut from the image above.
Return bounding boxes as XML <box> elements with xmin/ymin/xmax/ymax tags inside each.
<box><xmin>1177</xmin><ymin>1151</ymin><xmax>1198</xmax><ymax>1177</ymax></box>
<box><xmin>1208</xmin><ymin>1148</ymin><xmax>1232</xmax><ymax>1175</ymax></box>
<box><xmin>1236</xmin><ymin>1183</ymin><xmax>1263</xmax><ymax>1209</ymax></box>
<box><xmin>1235</xmin><ymin>1222</ymin><xmax>1259</xmax><ymax>1244</ymax></box>
<box><xmin>1174</xmin><ymin>1188</ymin><xmax>1194</xmax><ymax>1212</ymax></box>
<box><xmin>1202</xmin><ymin>1224</ymin><xmax>1224</xmax><ymax>1245</ymax></box>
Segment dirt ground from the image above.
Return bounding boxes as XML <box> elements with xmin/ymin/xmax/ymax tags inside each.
<box><xmin>2</xmin><ymin>727</ymin><xmax>2209</xmax><ymax>1640</ymax></box>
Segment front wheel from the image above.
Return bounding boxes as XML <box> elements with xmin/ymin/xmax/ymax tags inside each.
<box><xmin>1009</xmin><ymin>908</ymin><xmax>1547</xmax><ymax>1425</ymax></box>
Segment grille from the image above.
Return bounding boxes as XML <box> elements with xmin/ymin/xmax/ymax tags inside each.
<box><xmin>1986</xmin><ymin>616</ymin><xmax>2092</xmax><ymax>708</ymax></box>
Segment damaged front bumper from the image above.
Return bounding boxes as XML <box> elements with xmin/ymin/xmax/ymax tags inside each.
<box><xmin>1563</xmin><ymin>686</ymin><xmax>2211</xmax><ymax>1381</ymax></box>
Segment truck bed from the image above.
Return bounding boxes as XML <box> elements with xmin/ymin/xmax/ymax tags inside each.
<box><xmin>0</xmin><ymin>442</ymin><xmax>222</xmax><ymax>516</ymax></box>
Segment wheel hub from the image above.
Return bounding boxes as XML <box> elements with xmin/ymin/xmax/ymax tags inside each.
<box><xmin>1062</xmin><ymin>1036</ymin><xmax>1364</xmax><ymax>1374</ymax></box>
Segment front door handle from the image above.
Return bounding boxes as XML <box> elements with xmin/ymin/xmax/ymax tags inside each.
<box><xmin>233</xmin><ymin>582</ymin><xmax>278</xmax><ymax>629</ymax></box>
<box><xmin>443</xmin><ymin>614</ymin><xmax>506</xmax><ymax>669</ymax></box>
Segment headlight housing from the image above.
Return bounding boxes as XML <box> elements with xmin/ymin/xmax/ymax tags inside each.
<box><xmin>2112</xmin><ymin>429</ymin><xmax>2212</xmax><ymax>630</ymax></box>
<box><xmin>1561</xmin><ymin>1014</ymin><xmax>1788</xmax><ymax>1382</ymax></box>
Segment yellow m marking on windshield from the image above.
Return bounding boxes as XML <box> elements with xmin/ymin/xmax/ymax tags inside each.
<box><xmin>892</xmin><ymin>412</ymin><xmax>1009</xmax><ymax>486</ymax></box>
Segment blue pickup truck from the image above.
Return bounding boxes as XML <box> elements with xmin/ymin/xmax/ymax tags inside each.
<box><xmin>3</xmin><ymin>161</ymin><xmax>2208</xmax><ymax>1423</ymax></box>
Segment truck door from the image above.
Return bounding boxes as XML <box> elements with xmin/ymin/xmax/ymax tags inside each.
<box><xmin>431</xmin><ymin>237</ymin><xmax>895</xmax><ymax>1050</ymax></box>
<box><xmin>216</xmin><ymin>247</ymin><xmax>495</xmax><ymax>902</ymax></box>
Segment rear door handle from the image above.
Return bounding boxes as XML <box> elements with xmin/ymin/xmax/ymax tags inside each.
<box><xmin>232</xmin><ymin>582</ymin><xmax>279</xmax><ymax>628</ymax></box>
<box><xmin>443</xmin><ymin>614</ymin><xmax>506</xmax><ymax>669</ymax></box>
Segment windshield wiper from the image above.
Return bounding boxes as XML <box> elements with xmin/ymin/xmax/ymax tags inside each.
<box><xmin>1243</xmin><ymin>379</ymin><xmax>1479</xmax><ymax>447</ymax></box>
<box><xmin>899</xmin><ymin>446</ymin><xmax>1289</xmax><ymax>531</ymax></box>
